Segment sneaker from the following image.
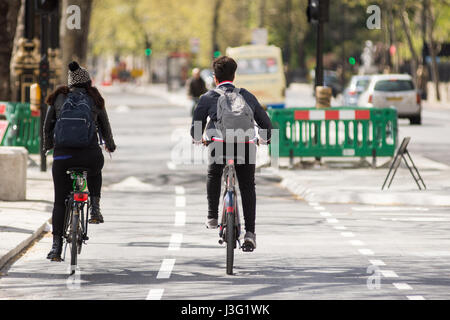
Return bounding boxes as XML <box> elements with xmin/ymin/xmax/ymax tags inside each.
<box><xmin>205</xmin><ymin>218</ymin><xmax>218</xmax><ymax>229</ymax></box>
<box><xmin>243</xmin><ymin>231</ymin><xmax>256</xmax><ymax>251</ymax></box>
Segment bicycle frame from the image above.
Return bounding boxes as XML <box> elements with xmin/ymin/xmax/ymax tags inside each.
<box><xmin>62</xmin><ymin>170</ymin><xmax>90</xmax><ymax>266</ymax></box>
<box><xmin>219</xmin><ymin>159</ymin><xmax>242</xmax><ymax>248</ymax></box>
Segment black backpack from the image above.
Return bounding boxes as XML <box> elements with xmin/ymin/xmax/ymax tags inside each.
<box><xmin>54</xmin><ymin>92</ymin><xmax>97</xmax><ymax>148</ymax></box>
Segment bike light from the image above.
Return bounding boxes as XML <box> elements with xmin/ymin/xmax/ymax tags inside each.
<box><xmin>368</xmin><ymin>95</ymin><xmax>373</xmax><ymax>104</ymax></box>
<box><xmin>74</xmin><ymin>193</ymin><xmax>88</xmax><ymax>202</ymax></box>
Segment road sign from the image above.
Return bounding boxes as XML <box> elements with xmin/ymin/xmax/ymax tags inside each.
<box><xmin>190</xmin><ymin>38</ymin><xmax>200</xmax><ymax>54</ymax></box>
<box><xmin>0</xmin><ymin>120</ymin><xmax>9</xmax><ymax>144</ymax></box>
<box><xmin>252</xmin><ymin>28</ymin><xmax>268</xmax><ymax>45</ymax></box>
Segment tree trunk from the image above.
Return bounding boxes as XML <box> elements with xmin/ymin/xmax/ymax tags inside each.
<box><xmin>211</xmin><ymin>0</ymin><xmax>223</xmax><ymax>58</ymax></box>
<box><xmin>425</xmin><ymin>0</ymin><xmax>440</xmax><ymax>101</ymax></box>
<box><xmin>259</xmin><ymin>0</ymin><xmax>266</xmax><ymax>28</ymax></box>
<box><xmin>60</xmin><ymin>0</ymin><xmax>93</xmax><ymax>84</ymax></box>
<box><xmin>400</xmin><ymin>1</ymin><xmax>419</xmax><ymax>84</ymax></box>
<box><xmin>0</xmin><ymin>0</ymin><xmax>22</xmax><ymax>100</ymax></box>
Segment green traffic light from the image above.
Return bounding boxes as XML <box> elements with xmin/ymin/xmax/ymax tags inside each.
<box><xmin>214</xmin><ymin>51</ymin><xmax>221</xmax><ymax>58</ymax></box>
<box><xmin>349</xmin><ymin>57</ymin><xmax>356</xmax><ymax>65</ymax></box>
<box><xmin>145</xmin><ymin>48</ymin><xmax>152</xmax><ymax>56</ymax></box>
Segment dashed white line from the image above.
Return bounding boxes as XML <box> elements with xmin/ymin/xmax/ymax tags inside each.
<box><xmin>309</xmin><ymin>202</ymin><xmax>320</xmax><ymax>206</ymax></box>
<box><xmin>341</xmin><ymin>232</ymin><xmax>355</xmax><ymax>238</ymax></box>
<box><xmin>334</xmin><ymin>225</ymin><xmax>347</xmax><ymax>230</ymax></box>
<box><xmin>167</xmin><ymin>162</ymin><xmax>177</xmax><ymax>171</ymax></box>
<box><xmin>157</xmin><ymin>259</ymin><xmax>176</xmax><ymax>279</ymax></box>
<box><xmin>326</xmin><ymin>218</ymin><xmax>339</xmax><ymax>224</ymax></box>
<box><xmin>393</xmin><ymin>283</ymin><xmax>413</xmax><ymax>290</ymax></box>
<box><xmin>176</xmin><ymin>196</ymin><xmax>186</xmax><ymax>207</ymax></box>
<box><xmin>314</xmin><ymin>206</ymin><xmax>326</xmax><ymax>211</ymax></box>
<box><xmin>175</xmin><ymin>186</ymin><xmax>185</xmax><ymax>195</ymax></box>
<box><xmin>174</xmin><ymin>211</ymin><xmax>186</xmax><ymax>227</ymax></box>
<box><xmin>146</xmin><ymin>289</ymin><xmax>165</xmax><ymax>300</ymax></box>
<box><xmin>407</xmin><ymin>295</ymin><xmax>426</xmax><ymax>300</ymax></box>
<box><xmin>379</xmin><ymin>270</ymin><xmax>399</xmax><ymax>278</ymax></box>
<box><xmin>168</xmin><ymin>233</ymin><xmax>183</xmax><ymax>251</ymax></box>
<box><xmin>369</xmin><ymin>259</ymin><xmax>386</xmax><ymax>266</ymax></box>
<box><xmin>358</xmin><ymin>249</ymin><xmax>375</xmax><ymax>255</ymax></box>
<box><xmin>349</xmin><ymin>240</ymin><xmax>365</xmax><ymax>246</ymax></box>
<box><xmin>320</xmin><ymin>212</ymin><xmax>332</xmax><ymax>217</ymax></box>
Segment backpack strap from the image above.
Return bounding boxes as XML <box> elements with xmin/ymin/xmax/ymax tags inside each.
<box><xmin>214</xmin><ymin>87</ymin><xmax>226</xmax><ymax>96</ymax></box>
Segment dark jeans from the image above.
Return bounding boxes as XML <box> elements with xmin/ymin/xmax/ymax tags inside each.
<box><xmin>207</xmin><ymin>142</ymin><xmax>257</xmax><ymax>233</ymax></box>
<box><xmin>51</xmin><ymin>147</ymin><xmax>104</xmax><ymax>236</ymax></box>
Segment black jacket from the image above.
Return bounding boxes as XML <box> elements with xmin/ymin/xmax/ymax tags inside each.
<box><xmin>190</xmin><ymin>83</ymin><xmax>272</xmax><ymax>141</ymax></box>
<box><xmin>43</xmin><ymin>87</ymin><xmax>116</xmax><ymax>153</ymax></box>
<box><xmin>188</xmin><ymin>77</ymin><xmax>207</xmax><ymax>98</ymax></box>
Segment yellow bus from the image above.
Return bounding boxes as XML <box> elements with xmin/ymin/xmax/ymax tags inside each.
<box><xmin>226</xmin><ymin>45</ymin><xmax>286</xmax><ymax>108</ymax></box>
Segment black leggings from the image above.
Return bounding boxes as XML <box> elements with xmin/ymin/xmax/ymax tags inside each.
<box><xmin>51</xmin><ymin>147</ymin><xmax>104</xmax><ymax>236</ymax></box>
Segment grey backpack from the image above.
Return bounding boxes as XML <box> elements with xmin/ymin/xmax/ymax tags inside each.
<box><xmin>214</xmin><ymin>87</ymin><xmax>255</xmax><ymax>142</ymax></box>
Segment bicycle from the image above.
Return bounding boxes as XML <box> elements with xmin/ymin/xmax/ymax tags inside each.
<box><xmin>206</xmin><ymin>137</ymin><xmax>258</xmax><ymax>275</ymax></box>
<box><xmin>61</xmin><ymin>167</ymin><xmax>90</xmax><ymax>275</ymax></box>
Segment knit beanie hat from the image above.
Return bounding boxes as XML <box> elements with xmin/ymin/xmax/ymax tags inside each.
<box><xmin>68</xmin><ymin>61</ymin><xmax>91</xmax><ymax>87</ymax></box>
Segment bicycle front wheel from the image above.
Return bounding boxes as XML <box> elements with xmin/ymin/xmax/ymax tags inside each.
<box><xmin>70</xmin><ymin>213</ymin><xmax>79</xmax><ymax>275</ymax></box>
<box><xmin>226</xmin><ymin>211</ymin><xmax>235</xmax><ymax>275</ymax></box>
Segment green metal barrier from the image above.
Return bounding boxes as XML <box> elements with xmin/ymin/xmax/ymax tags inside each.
<box><xmin>0</xmin><ymin>102</ymin><xmax>41</xmax><ymax>154</ymax></box>
<box><xmin>268</xmin><ymin>107</ymin><xmax>398</xmax><ymax>159</ymax></box>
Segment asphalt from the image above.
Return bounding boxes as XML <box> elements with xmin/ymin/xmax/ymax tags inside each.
<box><xmin>1</xmin><ymin>83</ymin><xmax>449</xmax><ymax>300</ymax></box>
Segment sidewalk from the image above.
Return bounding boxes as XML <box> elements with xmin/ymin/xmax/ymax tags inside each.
<box><xmin>271</xmin><ymin>155</ymin><xmax>450</xmax><ymax>206</ymax></box>
<box><xmin>0</xmin><ymin>159</ymin><xmax>53</xmax><ymax>271</ymax></box>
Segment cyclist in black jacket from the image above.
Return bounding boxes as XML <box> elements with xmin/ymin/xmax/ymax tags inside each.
<box><xmin>190</xmin><ymin>56</ymin><xmax>272</xmax><ymax>250</ymax></box>
<box><xmin>44</xmin><ymin>61</ymin><xmax>116</xmax><ymax>261</ymax></box>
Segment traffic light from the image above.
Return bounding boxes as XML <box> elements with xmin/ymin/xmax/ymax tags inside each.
<box><xmin>307</xmin><ymin>0</ymin><xmax>320</xmax><ymax>23</ymax></box>
<box><xmin>145</xmin><ymin>40</ymin><xmax>152</xmax><ymax>57</ymax></box>
<box><xmin>306</xmin><ymin>0</ymin><xmax>329</xmax><ymax>23</ymax></box>
<box><xmin>35</xmin><ymin>0</ymin><xmax>58</xmax><ymax>13</ymax></box>
<box><xmin>39</xmin><ymin>59</ymin><xmax>50</xmax><ymax>90</ymax></box>
<box><xmin>213</xmin><ymin>44</ymin><xmax>221</xmax><ymax>59</ymax></box>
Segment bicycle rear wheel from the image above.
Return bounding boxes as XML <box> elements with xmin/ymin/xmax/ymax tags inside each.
<box><xmin>226</xmin><ymin>211</ymin><xmax>235</xmax><ymax>275</ymax></box>
<box><xmin>70</xmin><ymin>213</ymin><xmax>79</xmax><ymax>275</ymax></box>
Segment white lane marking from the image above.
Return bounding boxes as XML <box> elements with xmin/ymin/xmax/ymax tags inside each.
<box><xmin>174</xmin><ymin>211</ymin><xmax>186</xmax><ymax>227</ymax></box>
<box><xmin>334</xmin><ymin>225</ymin><xmax>347</xmax><ymax>230</ymax></box>
<box><xmin>358</xmin><ymin>249</ymin><xmax>375</xmax><ymax>255</ymax></box>
<box><xmin>314</xmin><ymin>206</ymin><xmax>325</xmax><ymax>211</ymax></box>
<box><xmin>175</xmin><ymin>186</ymin><xmax>185</xmax><ymax>195</ymax></box>
<box><xmin>146</xmin><ymin>289</ymin><xmax>164</xmax><ymax>300</ymax></box>
<box><xmin>168</xmin><ymin>233</ymin><xmax>183</xmax><ymax>251</ymax></box>
<box><xmin>369</xmin><ymin>259</ymin><xmax>386</xmax><ymax>266</ymax></box>
<box><xmin>157</xmin><ymin>259</ymin><xmax>176</xmax><ymax>279</ymax></box>
<box><xmin>352</xmin><ymin>206</ymin><xmax>429</xmax><ymax>212</ymax></box>
<box><xmin>393</xmin><ymin>283</ymin><xmax>413</xmax><ymax>290</ymax></box>
<box><xmin>341</xmin><ymin>232</ymin><xmax>355</xmax><ymax>238</ymax></box>
<box><xmin>326</xmin><ymin>218</ymin><xmax>339</xmax><ymax>224</ymax></box>
<box><xmin>309</xmin><ymin>202</ymin><xmax>319</xmax><ymax>206</ymax></box>
<box><xmin>176</xmin><ymin>196</ymin><xmax>186</xmax><ymax>207</ymax></box>
<box><xmin>167</xmin><ymin>162</ymin><xmax>177</xmax><ymax>170</ymax></box>
<box><xmin>320</xmin><ymin>212</ymin><xmax>332</xmax><ymax>217</ymax></box>
<box><xmin>379</xmin><ymin>270</ymin><xmax>399</xmax><ymax>278</ymax></box>
<box><xmin>407</xmin><ymin>295</ymin><xmax>426</xmax><ymax>300</ymax></box>
<box><xmin>349</xmin><ymin>240</ymin><xmax>365</xmax><ymax>246</ymax></box>
<box><xmin>382</xmin><ymin>217</ymin><xmax>448</xmax><ymax>222</ymax></box>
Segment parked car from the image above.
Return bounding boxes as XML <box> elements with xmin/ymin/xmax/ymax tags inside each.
<box><xmin>323</xmin><ymin>70</ymin><xmax>343</xmax><ymax>98</ymax></box>
<box><xmin>342</xmin><ymin>75</ymin><xmax>372</xmax><ymax>106</ymax></box>
<box><xmin>358</xmin><ymin>74</ymin><xmax>422</xmax><ymax>125</ymax></box>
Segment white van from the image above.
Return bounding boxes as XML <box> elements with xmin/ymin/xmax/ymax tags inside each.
<box><xmin>226</xmin><ymin>45</ymin><xmax>286</xmax><ymax>108</ymax></box>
